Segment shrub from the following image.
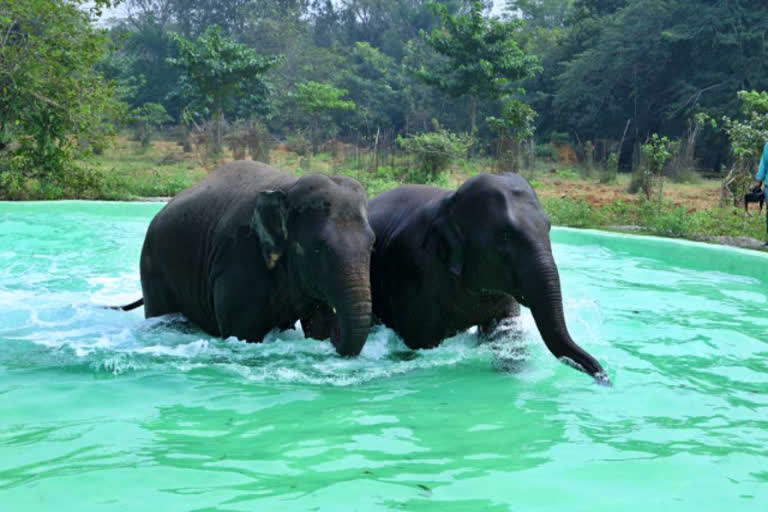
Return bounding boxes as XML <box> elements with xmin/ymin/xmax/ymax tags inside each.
<box><xmin>541</xmin><ymin>198</ymin><xmax>597</xmax><ymax>228</ymax></box>
<box><xmin>556</xmin><ymin>168</ymin><xmax>580</xmax><ymax>180</ymax></box>
<box><xmin>396</xmin><ymin>121</ymin><xmax>472</xmax><ymax>182</ymax></box>
<box><xmin>285</xmin><ymin>133</ymin><xmax>312</xmax><ymax>156</ymax></box>
<box><xmin>128</xmin><ymin>103</ymin><xmax>171</xmax><ymax>148</ymax></box>
<box><xmin>640</xmin><ymin>134</ymin><xmax>673</xmax><ymax>201</ymax></box>
<box><xmin>720</xmin><ymin>90</ymin><xmax>768</xmax><ymax>206</ymax></box>
<box><xmin>535</xmin><ymin>143</ymin><xmax>555</xmax><ymax>160</ymax></box>
<box><xmin>599</xmin><ymin>151</ymin><xmax>619</xmax><ymax>184</ymax></box>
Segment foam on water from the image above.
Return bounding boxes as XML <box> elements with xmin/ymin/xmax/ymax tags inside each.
<box><xmin>0</xmin><ymin>201</ymin><xmax>551</xmax><ymax>384</ymax></box>
<box><xmin>1</xmin><ymin>286</ymin><xmax>544</xmax><ymax>385</ymax></box>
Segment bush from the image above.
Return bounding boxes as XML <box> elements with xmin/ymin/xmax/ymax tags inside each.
<box><xmin>1</xmin><ymin>153</ymin><xmax>104</xmax><ymax>200</ymax></box>
<box><xmin>556</xmin><ymin>168</ymin><xmax>580</xmax><ymax>180</ymax></box>
<box><xmin>285</xmin><ymin>133</ymin><xmax>312</xmax><ymax>156</ymax></box>
<box><xmin>541</xmin><ymin>198</ymin><xmax>600</xmax><ymax>228</ymax></box>
<box><xmin>128</xmin><ymin>103</ymin><xmax>171</xmax><ymax>149</ymax></box>
<box><xmin>599</xmin><ymin>152</ymin><xmax>619</xmax><ymax>184</ymax></box>
<box><xmin>397</xmin><ymin>121</ymin><xmax>472</xmax><ymax>182</ymax></box>
<box><xmin>0</xmin><ymin>0</ymin><xmax>120</xmax><ymax>199</ymax></box>
<box><xmin>667</xmin><ymin>166</ymin><xmax>702</xmax><ymax>184</ymax></box>
<box><xmin>535</xmin><ymin>143</ymin><xmax>555</xmax><ymax>160</ymax></box>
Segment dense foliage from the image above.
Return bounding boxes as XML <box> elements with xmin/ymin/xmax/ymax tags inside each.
<box><xmin>99</xmin><ymin>0</ymin><xmax>766</xmax><ymax>170</ymax></box>
<box><xmin>719</xmin><ymin>90</ymin><xmax>768</xmax><ymax>206</ymax></box>
<box><xmin>167</xmin><ymin>24</ymin><xmax>282</xmax><ymax>154</ymax></box>
<box><xmin>2</xmin><ymin>0</ymin><xmax>768</xmax><ymax>200</ymax></box>
<box><xmin>396</xmin><ymin>120</ymin><xmax>473</xmax><ymax>180</ymax></box>
<box><xmin>518</xmin><ymin>0</ymin><xmax>768</xmax><ymax>169</ymax></box>
<box><xmin>417</xmin><ymin>1</ymin><xmax>539</xmax><ymax>133</ymax></box>
<box><xmin>0</xmin><ymin>0</ymin><xmax>121</xmax><ymax>198</ymax></box>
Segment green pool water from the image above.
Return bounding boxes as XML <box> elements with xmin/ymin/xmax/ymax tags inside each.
<box><xmin>1</xmin><ymin>201</ymin><xmax>767</xmax><ymax>511</ymax></box>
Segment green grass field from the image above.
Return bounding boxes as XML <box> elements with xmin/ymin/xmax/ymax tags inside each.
<box><xmin>55</xmin><ymin>136</ymin><xmax>767</xmax><ymax>249</ymax></box>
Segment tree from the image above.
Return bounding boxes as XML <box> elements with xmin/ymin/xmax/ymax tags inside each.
<box><xmin>486</xmin><ymin>96</ymin><xmax>537</xmax><ymax>172</ymax></box>
<box><xmin>0</xmin><ymin>0</ymin><xmax>122</xmax><ymax>198</ymax></box>
<box><xmin>167</xmin><ymin>25</ymin><xmax>282</xmax><ymax>155</ymax></box>
<box><xmin>396</xmin><ymin>119</ymin><xmax>472</xmax><ymax>182</ymax></box>
<box><xmin>506</xmin><ymin>0</ymin><xmax>574</xmax><ymax>29</ymax></box>
<box><xmin>338</xmin><ymin>42</ymin><xmax>405</xmax><ymax>138</ymax></box>
<box><xmin>293</xmin><ymin>81</ymin><xmax>356</xmax><ymax>153</ymax></box>
<box><xmin>128</xmin><ymin>102</ymin><xmax>172</xmax><ymax>148</ymax></box>
<box><xmin>416</xmin><ymin>1</ymin><xmax>540</xmax><ymax>133</ymax></box>
<box><xmin>106</xmin><ymin>1</ymin><xmax>183</xmax><ymax>119</ymax></box>
<box><xmin>639</xmin><ymin>133</ymin><xmax>673</xmax><ymax>201</ymax></box>
<box><xmin>552</xmin><ymin>0</ymin><xmax>768</xmax><ymax>170</ymax></box>
<box><xmin>720</xmin><ymin>91</ymin><xmax>768</xmax><ymax>206</ymax></box>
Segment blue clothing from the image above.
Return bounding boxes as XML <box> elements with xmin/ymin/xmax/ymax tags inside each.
<box><xmin>756</xmin><ymin>143</ymin><xmax>768</xmax><ymax>237</ymax></box>
<box><xmin>757</xmin><ymin>142</ymin><xmax>768</xmax><ymax>183</ymax></box>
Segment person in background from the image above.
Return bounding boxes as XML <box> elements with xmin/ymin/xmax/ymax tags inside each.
<box><xmin>753</xmin><ymin>141</ymin><xmax>768</xmax><ymax>246</ymax></box>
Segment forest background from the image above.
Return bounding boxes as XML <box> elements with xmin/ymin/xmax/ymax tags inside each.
<box><xmin>2</xmin><ymin>0</ymin><xmax>768</xmax><ymax>245</ymax></box>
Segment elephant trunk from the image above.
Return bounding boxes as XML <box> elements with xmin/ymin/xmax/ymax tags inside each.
<box><xmin>521</xmin><ymin>249</ymin><xmax>610</xmax><ymax>385</ymax></box>
<box><xmin>328</xmin><ymin>265</ymin><xmax>372</xmax><ymax>357</ymax></box>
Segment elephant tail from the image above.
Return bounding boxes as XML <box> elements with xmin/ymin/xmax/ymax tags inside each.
<box><xmin>103</xmin><ymin>298</ymin><xmax>144</xmax><ymax>311</ymax></box>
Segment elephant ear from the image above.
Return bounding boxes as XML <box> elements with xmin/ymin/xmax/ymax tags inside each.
<box><xmin>421</xmin><ymin>195</ymin><xmax>463</xmax><ymax>277</ymax></box>
<box><xmin>251</xmin><ymin>190</ymin><xmax>289</xmax><ymax>270</ymax></box>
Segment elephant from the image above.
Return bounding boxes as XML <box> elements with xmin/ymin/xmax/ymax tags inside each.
<box><xmin>115</xmin><ymin>160</ymin><xmax>375</xmax><ymax>356</ymax></box>
<box><xmin>368</xmin><ymin>173</ymin><xmax>610</xmax><ymax>384</ymax></box>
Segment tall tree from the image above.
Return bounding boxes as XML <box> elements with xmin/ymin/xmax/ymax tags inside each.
<box><xmin>416</xmin><ymin>1</ymin><xmax>540</xmax><ymax>133</ymax></box>
<box><xmin>293</xmin><ymin>81</ymin><xmax>356</xmax><ymax>153</ymax></box>
<box><xmin>506</xmin><ymin>0</ymin><xmax>574</xmax><ymax>29</ymax></box>
<box><xmin>553</xmin><ymin>0</ymin><xmax>768</xmax><ymax>169</ymax></box>
<box><xmin>0</xmin><ymin>0</ymin><xmax>122</xmax><ymax>198</ymax></box>
<box><xmin>167</xmin><ymin>25</ymin><xmax>282</xmax><ymax>154</ymax></box>
<box><xmin>338</xmin><ymin>42</ymin><xmax>405</xmax><ymax>137</ymax></box>
<box><xmin>106</xmin><ymin>2</ymin><xmax>181</xmax><ymax>117</ymax></box>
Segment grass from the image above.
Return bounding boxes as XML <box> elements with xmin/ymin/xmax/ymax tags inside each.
<box><xmin>543</xmin><ymin>196</ymin><xmax>767</xmax><ymax>241</ymax></box>
<box><xmin>6</xmin><ymin>135</ymin><xmax>767</xmax><ymax>249</ymax></box>
<box><xmin>87</xmin><ymin>138</ymin><xmax>207</xmax><ymax>199</ymax></box>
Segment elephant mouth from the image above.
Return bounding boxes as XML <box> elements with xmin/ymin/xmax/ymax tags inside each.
<box><xmin>303</xmin><ymin>301</ymin><xmax>342</xmax><ymax>349</ymax></box>
<box><xmin>330</xmin><ymin>315</ymin><xmax>342</xmax><ymax>347</ymax></box>
<box><xmin>476</xmin><ymin>287</ymin><xmax>528</xmax><ymax>307</ymax></box>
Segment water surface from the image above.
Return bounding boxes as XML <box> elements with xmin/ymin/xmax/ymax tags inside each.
<box><xmin>1</xmin><ymin>201</ymin><xmax>767</xmax><ymax>510</ymax></box>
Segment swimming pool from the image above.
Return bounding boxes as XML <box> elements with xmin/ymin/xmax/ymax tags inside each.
<box><xmin>1</xmin><ymin>201</ymin><xmax>766</xmax><ymax>510</ymax></box>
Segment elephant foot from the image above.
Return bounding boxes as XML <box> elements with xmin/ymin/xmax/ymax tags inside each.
<box><xmin>479</xmin><ymin>316</ymin><xmax>522</xmax><ymax>341</ymax></box>
<box><xmin>481</xmin><ymin>317</ymin><xmax>529</xmax><ymax>374</ymax></box>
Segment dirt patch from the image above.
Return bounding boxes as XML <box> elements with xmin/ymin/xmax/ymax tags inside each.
<box><xmin>536</xmin><ymin>176</ymin><xmax>722</xmax><ymax>210</ymax></box>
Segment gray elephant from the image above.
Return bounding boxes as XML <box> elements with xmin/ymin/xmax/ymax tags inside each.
<box><xmin>115</xmin><ymin>160</ymin><xmax>375</xmax><ymax>356</ymax></box>
<box><xmin>368</xmin><ymin>173</ymin><xmax>609</xmax><ymax>384</ymax></box>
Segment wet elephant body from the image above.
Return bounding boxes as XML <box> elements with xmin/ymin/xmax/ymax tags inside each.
<box><xmin>369</xmin><ymin>173</ymin><xmax>609</xmax><ymax>383</ymax></box>
<box><xmin>139</xmin><ymin>160</ymin><xmax>375</xmax><ymax>356</ymax></box>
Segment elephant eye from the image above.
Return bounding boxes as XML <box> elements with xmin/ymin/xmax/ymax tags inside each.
<box><xmin>312</xmin><ymin>240</ymin><xmax>327</xmax><ymax>254</ymax></box>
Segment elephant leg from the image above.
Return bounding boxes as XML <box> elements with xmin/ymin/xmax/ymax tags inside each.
<box><xmin>300</xmin><ymin>302</ymin><xmax>336</xmax><ymax>340</ymax></box>
<box><xmin>479</xmin><ymin>297</ymin><xmax>529</xmax><ymax>373</ymax></box>
<box><xmin>478</xmin><ymin>296</ymin><xmax>521</xmax><ymax>341</ymax></box>
<box><xmin>142</xmin><ymin>275</ymin><xmax>177</xmax><ymax>319</ymax></box>
<box><xmin>212</xmin><ymin>274</ymin><xmax>269</xmax><ymax>341</ymax></box>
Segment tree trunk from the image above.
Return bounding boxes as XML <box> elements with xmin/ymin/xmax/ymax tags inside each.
<box><xmin>470</xmin><ymin>94</ymin><xmax>477</xmax><ymax>135</ymax></box>
<box><xmin>213</xmin><ymin>100</ymin><xmax>223</xmax><ymax>155</ymax></box>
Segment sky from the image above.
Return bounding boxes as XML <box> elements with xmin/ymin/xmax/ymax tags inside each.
<box><xmin>95</xmin><ymin>1</ymin><xmax>507</xmax><ymax>26</ymax></box>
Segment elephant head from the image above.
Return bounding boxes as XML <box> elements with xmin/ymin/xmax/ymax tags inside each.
<box><xmin>251</xmin><ymin>174</ymin><xmax>375</xmax><ymax>357</ymax></box>
<box><xmin>423</xmin><ymin>173</ymin><xmax>609</xmax><ymax>384</ymax></box>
